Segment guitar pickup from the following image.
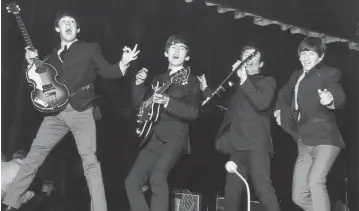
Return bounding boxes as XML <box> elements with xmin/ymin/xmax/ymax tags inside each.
<box><xmin>45</xmin><ymin>92</ymin><xmax>56</xmax><ymax>97</ymax></box>
<box><xmin>42</xmin><ymin>84</ymin><xmax>55</xmax><ymax>92</ymax></box>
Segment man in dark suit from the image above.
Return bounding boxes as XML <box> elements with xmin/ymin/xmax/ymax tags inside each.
<box><xmin>125</xmin><ymin>35</ymin><xmax>201</xmax><ymax>211</ymax></box>
<box><xmin>274</xmin><ymin>37</ymin><xmax>345</xmax><ymax>211</ymax></box>
<box><xmin>3</xmin><ymin>10</ymin><xmax>139</xmax><ymax>211</ymax></box>
<box><xmin>198</xmin><ymin>43</ymin><xmax>281</xmax><ymax>211</ymax></box>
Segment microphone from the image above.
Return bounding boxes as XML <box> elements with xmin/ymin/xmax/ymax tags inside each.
<box><xmin>225</xmin><ymin>161</ymin><xmax>251</xmax><ymax>211</ymax></box>
<box><xmin>225</xmin><ymin>161</ymin><xmax>238</xmax><ymax>173</ymax></box>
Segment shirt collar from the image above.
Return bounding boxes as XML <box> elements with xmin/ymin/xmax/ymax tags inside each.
<box><xmin>168</xmin><ymin>65</ymin><xmax>184</xmax><ymax>76</ymax></box>
<box><xmin>57</xmin><ymin>39</ymin><xmax>80</xmax><ymax>51</ymax></box>
<box><xmin>63</xmin><ymin>39</ymin><xmax>78</xmax><ymax>49</ymax></box>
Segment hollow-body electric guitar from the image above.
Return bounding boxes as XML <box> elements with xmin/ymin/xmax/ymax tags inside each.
<box><xmin>136</xmin><ymin>67</ymin><xmax>190</xmax><ymax>139</ymax></box>
<box><xmin>7</xmin><ymin>3</ymin><xmax>70</xmax><ymax>113</ymax></box>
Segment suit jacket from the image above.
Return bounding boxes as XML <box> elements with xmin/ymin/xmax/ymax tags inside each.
<box><xmin>275</xmin><ymin>65</ymin><xmax>346</xmax><ymax>148</ymax></box>
<box><xmin>132</xmin><ymin>69</ymin><xmax>201</xmax><ymax>151</ymax></box>
<box><xmin>205</xmin><ymin>75</ymin><xmax>276</xmax><ymax>152</ymax></box>
<box><xmin>48</xmin><ymin>40</ymin><xmax>125</xmax><ymax>111</ymax></box>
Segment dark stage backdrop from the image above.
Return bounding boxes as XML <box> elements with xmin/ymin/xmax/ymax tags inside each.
<box><xmin>2</xmin><ymin>0</ymin><xmax>358</xmax><ymax>211</ymax></box>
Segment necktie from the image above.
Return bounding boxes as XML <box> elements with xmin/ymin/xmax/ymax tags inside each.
<box><xmin>292</xmin><ymin>71</ymin><xmax>307</xmax><ymax>121</ymax></box>
<box><xmin>60</xmin><ymin>45</ymin><xmax>68</xmax><ymax>61</ymax></box>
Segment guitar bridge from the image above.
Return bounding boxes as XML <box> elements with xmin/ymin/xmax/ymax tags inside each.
<box><xmin>45</xmin><ymin>92</ymin><xmax>56</xmax><ymax>97</ymax></box>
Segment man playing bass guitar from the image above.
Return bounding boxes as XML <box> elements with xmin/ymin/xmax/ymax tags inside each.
<box><xmin>3</xmin><ymin>10</ymin><xmax>139</xmax><ymax>211</ymax></box>
<box><xmin>125</xmin><ymin>35</ymin><xmax>201</xmax><ymax>211</ymax></box>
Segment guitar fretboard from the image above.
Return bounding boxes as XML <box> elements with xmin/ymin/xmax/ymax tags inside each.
<box><xmin>13</xmin><ymin>13</ymin><xmax>34</xmax><ymax>50</ymax></box>
<box><xmin>12</xmin><ymin>12</ymin><xmax>43</xmax><ymax>69</ymax></box>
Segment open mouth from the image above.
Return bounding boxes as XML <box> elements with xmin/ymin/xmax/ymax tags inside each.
<box><xmin>172</xmin><ymin>55</ymin><xmax>179</xmax><ymax>59</ymax></box>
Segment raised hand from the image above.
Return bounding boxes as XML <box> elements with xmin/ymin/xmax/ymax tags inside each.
<box><xmin>232</xmin><ymin>60</ymin><xmax>243</xmax><ymax>72</ymax></box>
<box><xmin>197</xmin><ymin>74</ymin><xmax>208</xmax><ymax>91</ymax></box>
<box><xmin>135</xmin><ymin>68</ymin><xmax>148</xmax><ymax>85</ymax></box>
<box><xmin>232</xmin><ymin>60</ymin><xmax>247</xmax><ymax>82</ymax></box>
<box><xmin>25</xmin><ymin>46</ymin><xmax>38</xmax><ymax>65</ymax></box>
<box><xmin>318</xmin><ymin>89</ymin><xmax>334</xmax><ymax>106</ymax></box>
<box><xmin>121</xmin><ymin>44</ymin><xmax>140</xmax><ymax>66</ymax></box>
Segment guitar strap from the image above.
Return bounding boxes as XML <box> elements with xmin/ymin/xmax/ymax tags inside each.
<box><xmin>42</xmin><ymin>55</ymin><xmax>51</xmax><ymax>62</ymax></box>
<box><xmin>69</xmin><ymin>83</ymin><xmax>94</xmax><ymax>97</ymax></box>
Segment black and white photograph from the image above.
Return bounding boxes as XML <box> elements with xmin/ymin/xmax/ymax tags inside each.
<box><xmin>1</xmin><ymin>0</ymin><xmax>358</xmax><ymax>211</ymax></box>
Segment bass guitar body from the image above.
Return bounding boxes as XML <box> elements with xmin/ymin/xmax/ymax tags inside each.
<box><xmin>6</xmin><ymin>2</ymin><xmax>70</xmax><ymax>113</ymax></box>
<box><xmin>27</xmin><ymin>62</ymin><xmax>69</xmax><ymax>113</ymax></box>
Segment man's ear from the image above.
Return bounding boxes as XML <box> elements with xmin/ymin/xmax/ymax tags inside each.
<box><xmin>55</xmin><ymin>27</ymin><xmax>60</xmax><ymax>32</ymax></box>
<box><xmin>77</xmin><ymin>28</ymin><xmax>80</xmax><ymax>33</ymax></box>
<box><xmin>164</xmin><ymin>52</ymin><xmax>169</xmax><ymax>58</ymax></box>
<box><xmin>185</xmin><ymin>56</ymin><xmax>190</xmax><ymax>61</ymax></box>
<box><xmin>319</xmin><ymin>54</ymin><xmax>325</xmax><ymax>62</ymax></box>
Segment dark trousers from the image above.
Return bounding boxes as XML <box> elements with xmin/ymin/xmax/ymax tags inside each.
<box><xmin>224</xmin><ymin>145</ymin><xmax>281</xmax><ymax>211</ymax></box>
<box><xmin>125</xmin><ymin>135</ymin><xmax>184</xmax><ymax>211</ymax></box>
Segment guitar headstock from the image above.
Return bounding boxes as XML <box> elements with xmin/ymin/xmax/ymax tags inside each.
<box><xmin>171</xmin><ymin>67</ymin><xmax>190</xmax><ymax>85</ymax></box>
<box><xmin>6</xmin><ymin>2</ymin><xmax>20</xmax><ymax>15</ymax></box>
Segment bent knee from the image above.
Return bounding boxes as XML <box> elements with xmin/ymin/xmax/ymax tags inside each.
<box><xmin>292</xmin><ymin>193</ymin><xmax>304</xmax><ymax>206</ymax></box>
<box><xmin>125</xmin><ymin>176</ymin><xmax>142</xmax><ymax>191</ymax></box>
<box><xmin>149</xmin><ymin>172</ymin><xmax>167</xmax><ymax>186</ymax></box>
<box><xmin>81</xmin><ymin>153</ymin><xmax>98</xmax><ymax>166</ymax></box>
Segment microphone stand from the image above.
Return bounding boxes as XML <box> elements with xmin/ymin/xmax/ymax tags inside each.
<box><xmin>226</xmin><ymin>161</ymin><xmax>251</xmax><ymax>211</ymax></box>
<box><xmin>232</xmin><ymin>170</ymin><xmax>251</xmax><ymax>211</ymax></box>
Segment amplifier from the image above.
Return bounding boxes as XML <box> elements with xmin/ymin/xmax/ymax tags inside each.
<box><xmin>216</xmin><ymin>196</ymin><xmax>264</xmax><ymax>211</ymax></box>
<box><xmin>171</xmin><ymin>190</ymin><xmax>203</xmax><ymax>211</ymax></box>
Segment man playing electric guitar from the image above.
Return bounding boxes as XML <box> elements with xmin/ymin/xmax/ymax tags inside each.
<box><xmin>125</xmin><ymin>35</ymin><xmax>201</xmax><ymax>211</ymax></box>
<box><xmin>3</xmin><ymin>10</ymin><xmax>139</xmax><ymax>211</ymax></box>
